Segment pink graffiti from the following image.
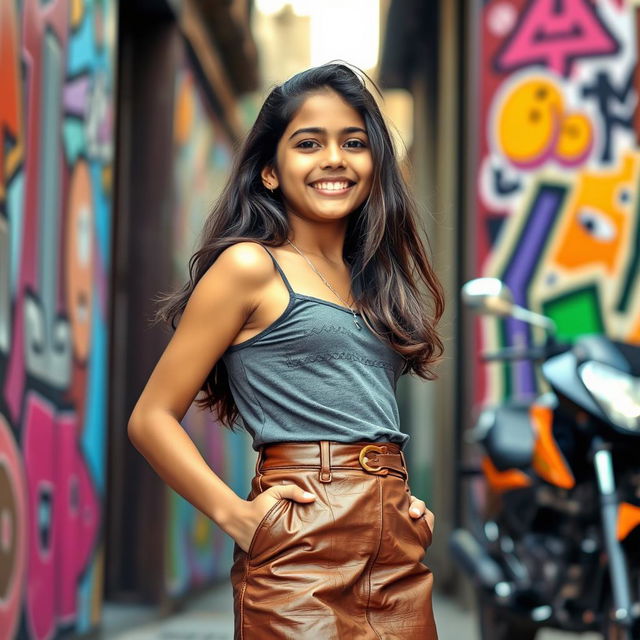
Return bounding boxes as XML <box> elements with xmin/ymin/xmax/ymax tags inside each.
<box><xmin>495</xmin><ymin>0</ymin><xmax>619</xmax><ymax>77</ymax></box>
<box><xmin>23</xmin><ymin>392</ymin><xmax>100</xmax><ymax>640</ymax></box>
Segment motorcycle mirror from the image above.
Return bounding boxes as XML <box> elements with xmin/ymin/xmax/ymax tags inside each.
<box><xmin>462</xmin><ymin>277</ymin><xmax>557</xmax><ymax>333</ymax></box>
<box><xmin>461</xmin><ymin>278</ymin><xmax>515</xmax><ymax>316</ymax></box>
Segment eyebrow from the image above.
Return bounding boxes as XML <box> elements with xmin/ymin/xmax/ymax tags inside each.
<box><xmin>288</xmin><ymin>126</ymin><xmax>368</xmax><ymax>141</ymax></box>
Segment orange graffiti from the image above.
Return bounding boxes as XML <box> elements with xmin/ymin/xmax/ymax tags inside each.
<box><xmin>174</xmin><ymin>74</ymin><xmax>195</xmax><ymax>146</ymax></box>
<box><xmin>552</xmin><ymin>152</ymin><xmax>639</xmax><ymax>275</ymax></box>
<box><xmin>628</xmin><ymin>315</ymin><xmax>640</xmax><ymax>343</ymax></box>
<box><xmin>0</xmin><ymin>0</ymin><xmax>24</xmax><ymax>201</ymax></box>
<box><xmin>65</xmin><ymin>161</ymin><xmax>94</xmax><ymax>362</ymax></box>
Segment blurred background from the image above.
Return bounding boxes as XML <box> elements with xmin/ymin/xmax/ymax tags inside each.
<box><xmin>1</xmin><ymin>0</ymin><xmax>639</xmax><ymax>638</ymax></box>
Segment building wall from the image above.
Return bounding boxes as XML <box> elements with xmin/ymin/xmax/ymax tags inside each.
<box><xmin>473</xmin><ymin>0</ymin><xmax>640</xmax><ymax>404</ymax></box>
<box><xmin>106</xmin><ymin>3</ymin><xmax>260</xmax><ymax>604</ymax></box>
<box><xmin>0</xmin><ymin>0</ymin><xmax>117</xmax><ymax>637</ymax></box>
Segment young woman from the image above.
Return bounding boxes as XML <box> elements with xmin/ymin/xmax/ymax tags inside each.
<box><xmin>128</xmin><ymin>63</ymin><xmax>444</xmax><ymax>639</ymax></box>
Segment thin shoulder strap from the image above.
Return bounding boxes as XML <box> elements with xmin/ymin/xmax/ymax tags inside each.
<box><xmin>260</xmin><ymin>244</ymin><xmax>295</xmax><ymax>294</ymax></box>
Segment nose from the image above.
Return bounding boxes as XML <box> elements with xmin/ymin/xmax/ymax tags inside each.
<box><xmin>320</xmin><ymin>141</ymin><xmax>346</xmax><ymax>169</ymax></box>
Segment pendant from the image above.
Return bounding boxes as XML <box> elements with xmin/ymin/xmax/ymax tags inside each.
<box><xmin>353</xmin><ymin>316</ymin><xmax>362</xmax><ymax>330</ymax></box>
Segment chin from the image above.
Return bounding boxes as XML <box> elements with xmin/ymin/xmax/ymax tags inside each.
<box><xmin>312</xmin><ymin>206</ymin><xmax>354</xmax><ymax>218</ymax></box>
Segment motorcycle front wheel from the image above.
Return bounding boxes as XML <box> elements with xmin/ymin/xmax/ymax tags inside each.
<box><xmin>477</xmin><ymin>593</ymin><xmax>539</xmax><ymax>640</ymax></box>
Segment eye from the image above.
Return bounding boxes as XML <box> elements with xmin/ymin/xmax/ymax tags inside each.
<box><xmin>577</xmin><ymin>208</ymin><xmax>616</xmax><ymax>242</ymax></box>
<box><xmin>296</xmin><ymin>140</ymin><xmax>320</xmax><ymax>149</ymax></box>
<box><xmin>344</xmin><ymin>139</ymin><xmax>367</xmax><ymax>148</ymax></box>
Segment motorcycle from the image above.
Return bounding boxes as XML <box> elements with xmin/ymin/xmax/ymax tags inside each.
<box><xmin>450</xmin><ymin>277</ymin><xmax>640</xmax><ymax>640</ymax></box>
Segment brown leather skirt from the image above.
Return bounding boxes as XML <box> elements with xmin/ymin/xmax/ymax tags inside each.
<box><xmin>230</xmin><ymin>440</ymin><xmax>438</xmax><ymax>639</ymax></box>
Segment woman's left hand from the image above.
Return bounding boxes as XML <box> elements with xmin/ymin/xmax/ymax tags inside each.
<box><xmin>409</xmin><ymin>495</ymin><xmax>435</xmax><ymax>533</ymax></box>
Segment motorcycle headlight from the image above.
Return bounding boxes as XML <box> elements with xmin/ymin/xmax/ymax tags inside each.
<box><xmin>579</xmin><ymin>361</ymin><xmax>640</xmax><ymax>433</ymax></box>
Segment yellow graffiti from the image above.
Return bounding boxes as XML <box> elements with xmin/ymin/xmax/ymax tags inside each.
<box><xmin>496</xmin><ymin>77</ymin><xmax>593</xmax><ymax>168</ymax></box>
<box><xmin>70</xmin><ymin>0</ymin><xmax>85</xmax><ymax>28</ymax></box>
<box><xmin>556</xmin><ymin>113</ymin><xmax>593</xmax><ymax>165</ymax></box>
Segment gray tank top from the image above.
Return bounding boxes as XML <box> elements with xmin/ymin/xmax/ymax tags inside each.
<box><xmin>221</xmin><ymin>244</ymin><xmax>409</xmax><ymax>451</ymax></box>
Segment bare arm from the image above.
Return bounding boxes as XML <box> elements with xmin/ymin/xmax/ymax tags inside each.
<box><xmin>127</xmin><ymin>242</ymin><xmax>315</xmax><ymax>551</ymax></box>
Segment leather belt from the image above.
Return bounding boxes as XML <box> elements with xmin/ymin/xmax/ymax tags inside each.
<box><xmin>256</xmin><ymin>440</ymin><xmax>408</xmax><ymax>483</ymax></box>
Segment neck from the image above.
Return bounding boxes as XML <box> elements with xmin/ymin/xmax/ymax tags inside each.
<box><xmin>285</xmin><ymin>219</ymin><xmax>348</xmax><ymax>264</ymax></box>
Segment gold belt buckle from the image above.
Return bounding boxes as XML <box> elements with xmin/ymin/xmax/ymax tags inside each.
<box><xmin>359</xmin><ymin>444</ymin><xmax>389</xmax><ymax>475</ymax></box>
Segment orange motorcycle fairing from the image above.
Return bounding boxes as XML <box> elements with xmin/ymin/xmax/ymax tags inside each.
<box><xmin>482</xmin><ymin>455</ymin><xmax>532</xmax><ymax>492</ymax></box>
<box><xmin>617</xmin><ymin>502</ymin><xmax>640</xmax><ymax>541</ymax></box>
<box><xmin>530</xmin><ymin>405</ymin><xmax>576</xmax><ymax>490</ymax></box>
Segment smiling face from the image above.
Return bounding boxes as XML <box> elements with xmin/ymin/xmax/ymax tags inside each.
<box><xmin>261</xmin><ymin>89</ymin><xmax>374</xmax><ymax>223</ymax></box>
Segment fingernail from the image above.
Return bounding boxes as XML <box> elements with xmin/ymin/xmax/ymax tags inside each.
<box><xmin>303</xmin><ymin>491</ymin><xmax>315</xmax><ymax>498</ymax></box>
<box><xmin>411</xmin><ymin>508</ymin><xmax>420</xmax><ymax>516</ymax></box>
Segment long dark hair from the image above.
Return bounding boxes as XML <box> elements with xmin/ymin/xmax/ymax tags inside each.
<box><xmin>153</xmin><ymin>62</ymin><xmax>445</xmax><ymax>431</ymax></box>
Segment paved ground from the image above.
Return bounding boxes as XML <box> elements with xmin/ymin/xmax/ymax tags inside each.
<box><xmin>102</xmin><ymin>582</ymin><xmax>601</xmax><ymax>639</ymax></box>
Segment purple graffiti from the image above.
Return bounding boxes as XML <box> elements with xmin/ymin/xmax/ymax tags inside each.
<box><xmin>501</xmin><ymin>183</ymin><xmax>567</xmax><ymax>395</ymax></box>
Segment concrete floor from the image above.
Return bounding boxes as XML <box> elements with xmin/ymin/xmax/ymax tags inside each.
<box><xmin>102</xmin><ymin>582</ymin><xmax>601</xmax><ymax>640</ymax></box>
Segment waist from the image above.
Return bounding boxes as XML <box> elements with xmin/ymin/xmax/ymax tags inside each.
<box><xmin>256</xmin><ymin>440</ymin><xmax>408</xmax><ymax>482</ymax></box>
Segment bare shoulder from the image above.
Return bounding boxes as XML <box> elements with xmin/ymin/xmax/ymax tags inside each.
<box><xmin>185</xmin><ymin>241</ymin><xmax>276</xmax><ymax>319</ymax></box>
<box><xmin>198</xmin><ymin>241</ymin><xmax>275</xmax><ymax>295</ymax></box>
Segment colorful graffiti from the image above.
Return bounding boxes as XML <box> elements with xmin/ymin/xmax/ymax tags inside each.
<box><xmin>475</xmin><ymin>0</ymin><xmax>640</xmax><ymax>402</ymax></box>
<box><xmin>0</xmin><ymin>0</ymin><xmax>116</xmax><ymax>637</ymax></box>
<box><xmin>165</xmin><ymin>57</ymin><xmax>253</xmax><ymax>597</ymax></box>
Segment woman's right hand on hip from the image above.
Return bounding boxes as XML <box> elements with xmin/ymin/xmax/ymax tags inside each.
<box><xmin>225</xmin><ymin>484</ymin><xmax>316</xmax><ymax>553</ymax></box>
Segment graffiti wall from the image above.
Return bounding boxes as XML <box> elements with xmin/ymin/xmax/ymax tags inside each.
<box><xmin>165</xmin><ymin>55</ymin><xmax>253</xmax><ymax>597</ymax></box>
<box><xmin>0</xmin><ymin>0</ymin><xmax>117</xmax><ymax>637</ymax></box>
<box><xmin>474</xmin><ymin>0</ymin><xmax>640</xmax><ymax>403</ymax></box>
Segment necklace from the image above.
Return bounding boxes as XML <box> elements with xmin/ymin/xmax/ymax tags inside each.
<box><xmin>286</xmin><ymin>238</ymin><xmax>362</xmax><ymax>330</ymax></box>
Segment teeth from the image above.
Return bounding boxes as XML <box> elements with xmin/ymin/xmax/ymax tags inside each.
<box><xmin>311</xmin><ymin>182</ymin><xmax>351</xmax><ymax>191</ymax></box>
